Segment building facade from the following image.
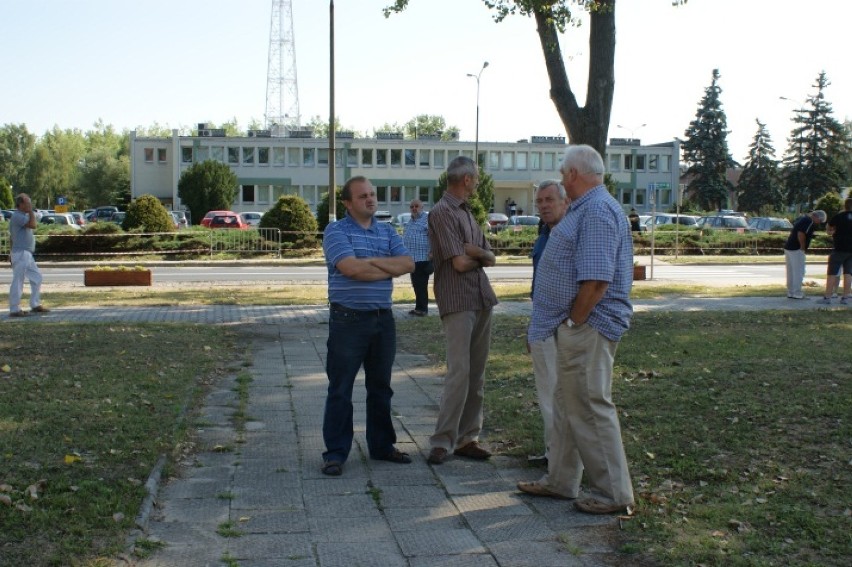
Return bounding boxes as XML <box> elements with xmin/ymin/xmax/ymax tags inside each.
<box><xmin>130</xmin><ymin>129</ymin><xmax>681</xmax><ymax>220</ymax></box>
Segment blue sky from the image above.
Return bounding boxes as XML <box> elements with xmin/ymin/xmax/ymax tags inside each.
<box><xmin>1</xmin><ymin>0</ymin><xmax>848</xmax><ymax>161</ymax></box>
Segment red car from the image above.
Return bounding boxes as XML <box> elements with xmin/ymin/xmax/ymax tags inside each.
<box><xmin>200</xmin><ymin>210</ymin><xmax>236</xmax><ymax>227</ymax></box>
<box><xmin>208</xmin><ymin>213</ymin><xmax>249</xmax><ymax>229</ymax></box>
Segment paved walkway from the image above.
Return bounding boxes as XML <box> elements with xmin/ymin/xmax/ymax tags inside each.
<box><xmin>4</xmin><ymin>297</ymin><xmax>843</xmax><ymax>567</ymax></box>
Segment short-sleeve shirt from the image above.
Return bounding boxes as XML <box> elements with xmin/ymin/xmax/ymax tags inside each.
<box><xmin>828</xmin><ymin>210</ymin><xmax>852</xmax><ymax>252</ymax></box>
<box><xmin>428</xmin><ymin>191</ymin><xmax>498</xmax><ymax>316</ymax></box>
<box><xmin>402</xmin><ymin>212</ymin><xmax>430</xmax><ymax>262</ymax></box>
<box><xmin>10</xmin><ymin>210</ymin><xmax>35</xmax><ymax>253</ymax></box>
<box><xmin>784</xmin><ymin>216</ymin><xmax>816</xmax><ymax>251</ymax></box>
<box><xmin>529</xmin><ymin>186</ymin><xmax>633</xmax><ymax>343</ymax></box>
<box><xmin>323</xmin><ymin>214</ymin><xmax>409</xmax><ymax>310</ymax></box>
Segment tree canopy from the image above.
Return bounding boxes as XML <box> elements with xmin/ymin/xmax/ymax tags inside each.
<box><xmin>177</xmin><ymin>160</ymin><xmax>238</xmax><ymax>221</ymax></box>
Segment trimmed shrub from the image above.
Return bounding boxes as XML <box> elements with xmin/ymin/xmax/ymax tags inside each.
<box><xmin>315</xmin><ymin>188</ymin><xmax>344</xmax><ymax>233</ymax></box>
<box><xmin>123</xmin><ymin>194</ymin><xmax>175</xmax><ymax>232</ymax></box>
<box><xmin>261</xmin><ymin>195</ymin><xmax>318</xmax><ymax>247</ymax></box>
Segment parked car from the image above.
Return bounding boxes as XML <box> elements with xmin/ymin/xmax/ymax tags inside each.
<box><xmin>93</xmin><ymin>205</ymin><xmax>119</xmax><ymax>222</ymax></box>
<box><xmin>70</xmin><ymin>211</ymin><xmax>87</xmax><ymax>226</ymax></box>
<box><xmin>240</xmin><ymin>212</ymin><xmax>263</xmax><ymax>227</ymax></box>
<box><xmin>647</xmin><ymin>213</ymin><xmax>700</xmax><ymax>227</ymax></box>
<box><xmin>201</xmin><ymin>210</ymin><xmax>236</xmax><ymax>227</ymax></box>
<box><xmin>697</xmin><ymin>215</ymin><xmax>752</xmax><ymax>231</ymax></box>
<box><xmin>748</xmin><ymin>217</ymin><xmax>793</xmax><ymax>232</ymax></box>
<box><xmin>637</xmin><ymin>214</ymin><xmax>652</xmax><ymax>231</ymax></box>
<box><xmin>209</xmin><ymin>213</ymin><xmax>249</xmax><ymax>229</ymax></box>
<box><xmin>1</xmin><ymin>209</ymin><xmax>14</xmax><ymax>221</ymax></box>
<box><xmin>109</xmin><ymin>212</ymin><xmax>126</xmax><ymax>225</ymax></box>
<box><xmin>508</xmin><ymin>215</ymin><xmax>540</xmax><ymax>232</ymax></box>
<box><xmin>170</xmin><ymin>210</ymin><xmax>190</xmax><ymax>229</ymax></box>
<box><xmin>374</xmin><ymin>210</ymin><xmax>393</xmax><ymax>224</ymax></box>
<box><xmin>487</xmin><ymin>212</ymin><xmax>510</xmax><ymax>233</ymax></box>
<box><xmin>40</xmin><ymin>213</ymin><xmax>82</xmax><ymax>230</ymax></box>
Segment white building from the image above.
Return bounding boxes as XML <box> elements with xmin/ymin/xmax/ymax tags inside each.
<box><xmin>130</xmin><ymin>128</ymin><xmax>680</xmax><ymax>221</ymax></box>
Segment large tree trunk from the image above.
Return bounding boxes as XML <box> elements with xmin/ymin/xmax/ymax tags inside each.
<box><xmin>534</xmin><ymin>0</ymin><xmax>616</xmax><ymax>157</ymax></box>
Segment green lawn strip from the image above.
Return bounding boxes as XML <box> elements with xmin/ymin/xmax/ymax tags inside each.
<box><xmin>396</xmin><ymin>311</ymin><xmax>852</xmax><ymax>566</ymax></box>
<box><xmin>0</xmin><ymin>323</ymin><xmax>241</xmax><ymax>567</ymax></box>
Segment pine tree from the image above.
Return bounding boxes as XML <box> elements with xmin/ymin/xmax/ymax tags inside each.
<box><xmin>737</xmin><ymin>120</ymin><xmax>783</xmax><ymax>214</ymax></box>
<box><xmin>681</xmin><ymin>69</ymin><xmax>737</xmax><ymax>211</ymax></box>
<box><xmin>782</xmin><ymin>72</ymin><xmax>849</xmax><ymax>210</ymax></box>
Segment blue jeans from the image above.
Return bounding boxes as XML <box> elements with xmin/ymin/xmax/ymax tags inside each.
<box><xmin>323</xmin><ymin>305</ymin><xmax>397</xmax><ymax>463</ymax></box>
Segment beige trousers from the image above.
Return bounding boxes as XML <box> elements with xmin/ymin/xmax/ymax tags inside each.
<box><xmin>529</xmin><ymin>336</ymin><xmax>557</xmax><ymax>457</ymax></box>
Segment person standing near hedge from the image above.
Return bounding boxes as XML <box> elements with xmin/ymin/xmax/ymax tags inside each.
<box><xmin>820</xmin><ymin>198</ymin><xmax>852</xmax><ymax>305</ymax></box>
<box><xmin>402</xmin><ymin>198</ymin><xmax>433</xmax><ymax>316</ymax></box>
<box><xmin>8</xmin><ymin>193</ymin><xmax>49</xmax><ymax>318</ymax></box>
<box><xmin>783</xmin><ymin>209</ymin><xmax>827</xmax><ymax>300</ymax></box>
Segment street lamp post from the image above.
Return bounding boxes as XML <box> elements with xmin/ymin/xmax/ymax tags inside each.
<box><xmin>466</xmin><ymin>61</ymin><xmax>489</xmax><ymax>167</ymax></box>
<box><xmin>616</xmin><ymin>123</ymin><xmax>646</xmax><ymax>141</ymax></box>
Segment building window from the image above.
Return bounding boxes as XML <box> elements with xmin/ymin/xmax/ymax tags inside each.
<box><xmin>516</xmin><ymin>152</ymin><xmax>527</xmax><ymax>170</ymax></box>
<box><xmin>530</xmin><ymin>152</ymin><xmax>541</xmax><ymax>170</ymax></box>
<box><xmin>227</xmin><ymin>147</ymin><xmax>239</xmax><ymax>164</ymax></box>
<box><xmin>404</xmin><ymin>149</ymin><xmax>416</xmax><ymax>166</ymax></box>
<box><xmin>622</xmin><ymin>192</ymin><xmax>631</xmax><ymax>205</ymax></box>
<box><xmin>347</xmin><ymin>148</ymin><xmax>358</xmax><ymax>166</ymax></box>
<box><xmin>543</xmin><ymin>153</ymin><xmax>555</xmax><ymax>170</ymax></box>
<box><xmin>659</xmin><ymin>188</ymin><xmax>672</xmax><ymax>205</ymax></box>
<box><xmin>242</xmin><ymin>147</ymin><xmax>254</xmax><ymax>165</ymax></box>
<box><xmin>197</xmin><ymin>146</ymin><xmax>210</xmax><ymax>162</ymax></box>
<box><xmin>635</xmin><ymin>189</ymin><xmax>645</xmax><ymax>205</ymax></box>
<box><xmin>144</xmin><ymin>148</ymin><xmax>154</xmax><ymax>163</ymax></box>
<box><xmin>419</xmin><ymin>149</ymin><xmax>430</xmax><ymax>167</ymax></box>
<box><xmin>489</xmin><ymin>151</ymin><xmax>500</xmax><ymax>169</ymax></box>
<box><xmin>302</xmin><ymin>185</ymin><xmax>318</xmax><ymax>205</ymax></box>
<box><xmin>376</xmin><ymin>186</ymin><xmax>388</xmax><ymax>202</ymax></box>
<box><xmin>211</xmin><ymin>146</ymin><xmax>224</xmax><ymax>162</ymax></box>
<box><xmin>390</xmin><ymin>149</ymin><xmax>402</xmax><ymax>167</ymax></box>
<box><xmin>318</xmin><ymin>148</ymin><xmax>329</xmax><ymax>166</ymax></box>
<box><xmin>181</xmin><ymin>147</ymin><xmax>193</xmax><ymax>163</ymax></box>
<box><xmin>335</xmin><ymin>149</ymin><xmax>344</xmax><ymax>167</ymax></box>
<box><xmin>635</xmin><ymin>154</ymin><xmax>646</xmax><ymax>170</ymax></box>
<box><xmin>461</xmin><ymin>149</ymin><xmax>473</xmax><ymax>159</ymax></box>
<box><xmin>376</xmin><ymin>149</ymin><xmax>387</xmax><ymax>166</ymax></box>
<box><xmin>258</xmin><ymin>147</ymin><xmax>269</xmax><ymax>165</ymax></box>
<box><xmin>361</xmin><ymin>148</ymin><xmax>373</xmax><ymax>166</ymax></box>
<box><xmin>434</xmin><ymin>150</ymin><xmax>445</xmax><ymax>168</ymax></box>
<box><xmin>157</xmin><ymin>148</ymin><xmax>167</xmax><ymax>163</ymax></box>
<box><xmin>624</xmin><ymin>154</ymin><xmax>634</xmax><ymax>170</ymax></box>
<box><xmin>608</xmin><ymin>154</ymin><xmax>620</xmax><ymax>171</ymax></box>
<box><xmin>287</xmin><ymin>147</ymin><xmax>300</xmax><ymax>166</ymax></box>
<box><xmin>418</xmin><ymin>187</ymin><xmax>430</xmax><ymax>203</ymax></box>
<box><xmin>649</xmin><ymin>154</ymin><xmax>659</xmax><ymax>171</ymax></box>
<box><xmin>242</xmin><ymin>185</ymin><xmax>255</xmax><ymax>203</ymax></box>
<box><xmin>303</xmin><ymin>148</ymin><xmax>315</xmax><ymax>167</ymax></box>
<box><xmin>390</xmin><ymin>186</ymin><xmax>402</xmax><ymax>202</ymax></box>
<box><xmin>661</xmin><ymin>155</ymin><xmax>672</xmax><ymax>172</ymax></box>
<box><xmin>273</xmin><ymin>147</ymin><xmax>286</xmax><ymax>166</ymax></box>
<box><xmin>502</xmin><ymin>152</ymin><xmax>514</xmax><ymax>170</ymax></box>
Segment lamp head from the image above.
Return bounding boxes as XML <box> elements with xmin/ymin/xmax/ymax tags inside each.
<box><xmin>482</xmin><ymin>61</ymin><xmax>489</xmax><ymax>69</ymax></box>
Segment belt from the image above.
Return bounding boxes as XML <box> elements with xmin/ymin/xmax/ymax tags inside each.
<box><xmin>330</xmin><ymin>303</ymin><xmax>392</xmax><ymax>315</ymax></box>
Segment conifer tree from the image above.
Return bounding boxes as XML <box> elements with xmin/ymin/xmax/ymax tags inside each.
<box><xmin>681</xmin><ymin>69</ymin><xmax>737</xmax><ymax>211</ymax></box>
<box><xmin>782</xmin><ymin>72</ymin><xmax>849</xmax><ymax>209</ymax></box>
<box><xmin>737</xmin><ymin>120</ymin><xmax>783</xmax><ymax>214</ymax></box>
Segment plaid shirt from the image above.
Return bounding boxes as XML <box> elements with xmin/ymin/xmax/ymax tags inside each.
<box><xmin>403</xmin><ymin>212</ymin><xmax>430</xmax><ymax>262</ymax></box>
<box><xmin>528</xmin><ymin>185</ymin><xmax>633</xmax><ymax>342</ymax></box>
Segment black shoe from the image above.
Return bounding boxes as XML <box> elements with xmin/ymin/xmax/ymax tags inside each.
<box><xmin>408</xmin><ymin>309</ymin><xmax>426</xmax><ymax>317</ymax></box>
<box><xmin>374</xmin><ymin>449</ymin><xmax>411</xmax><ymax>464</ymax></box>
<box><xmin>527</xmin><ymin>454</ymin><xmax>548</xmax><ymax>467</ymax></box>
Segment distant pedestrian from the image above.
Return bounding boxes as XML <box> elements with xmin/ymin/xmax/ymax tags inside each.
<box><xmin>820</xmin><ymin>198</ymin><xmax>852</xmax><ymax>305</ymax></box>
<box><xmin>783</xmin><ymin>210</ymin><xmax>827</xmax><ymax>299</ymax></box>
<box><xmin>526</xmin><ymin>180</ymin><xmax>570</xmax><ymax>467</ymax></box>
<box><xmin>628</xmin><ymin>208</ymin><xmax>641</xmax><ymax>232</ymax></box>
<box><xmin>402</xmin><ymin>199</ymin><xmax>433</xmax><ymax>316</ymax></box>
<box><xmin>8</xmin><ymin>193</ymin><xmax>49</xmax><ymax>317</ymax></box>
<box><xmin>320</xmin><ymin>176</ymin><xmax>414</xmax><ymax>476</ymax></box>
<box><xmin>426</xmin><ymin>156</ymin><xmax>498</xmax><ymax>465</ymax></box>
<box><xmin>517</xmin><ymin>144</ymin><xmax>635</xmax><ymax>515</ymax></box>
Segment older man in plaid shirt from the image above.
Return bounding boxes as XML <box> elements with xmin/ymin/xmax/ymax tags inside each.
<box><xmin>402</xmin><ymin>199</ymin><xmax>433</xmax><ymax>316</ymax></box>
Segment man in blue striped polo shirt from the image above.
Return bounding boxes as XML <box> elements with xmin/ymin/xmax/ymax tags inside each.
<box><xmin>321</xmin><ymin>176</ymin><xmax>414</xmax><ymax>476</ymax></box>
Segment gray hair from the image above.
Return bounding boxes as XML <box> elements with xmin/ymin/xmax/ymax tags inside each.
<box><xmin>560</xmin><ymin>145</ymin><xmax>605</xmax><ymax>177</ymax></box>
<box><xmin>536</xmin><ymin>179</ymin><xmax>567</xmax><ymax>201</ymax></box>
<box><xmin>447</xmin><ymin>156</ymin><xmax>477</xmax><ymax>184</ymax></box>
<box><xmin>810</xmin><ymin>210</ymin><xmax>827</xmax><ymax>223</ymax></box>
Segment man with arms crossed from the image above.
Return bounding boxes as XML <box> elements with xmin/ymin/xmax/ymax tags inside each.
<box><xmin>518</xmin><ymin>145</ymin><xmax>635</xmax><ymax>515</ymax></box>
<box><xmin>426</xmin><ymin>156</ymin><xmax>498</xmax><ymax>465</ymax></box>
<box><xmin>321</xmin><ymin>176</ymin><xmax>414</xmax><ymax>476</ymax></box>
<box><xmin>402</xmin><ymin>198</ymin><xmax>433</xmax><ymax>316</ymax></box>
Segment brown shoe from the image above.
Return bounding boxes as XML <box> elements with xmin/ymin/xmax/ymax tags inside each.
<box><xmin>427</xmin><ymin>447</ymin><xmax>448</xmax><ymax>465</ymax></box>
<box><xmin>31</xmin><ymin>305</ymin><xmax>50</xmax><ymax>313</ymax></box>
<box><xmin>453</xmin><ymin>441</ymin><xmax>491</xmax><ymax>460</ymax></box>
<box><xmin>574</xmin><ymin>497</ymin><xmax>633</xmax><ymax>515</ymax></box>
<box><xmin>9</xmin><ymin>311</ymin><xmax>28</xmax><ymax>318</ymax></box>
<box><xmin>517</xmin><ymin>481</ymin><xmax>573</xmax><ymax>500</ymax></box>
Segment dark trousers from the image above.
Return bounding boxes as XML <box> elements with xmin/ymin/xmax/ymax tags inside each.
<box><xmin>323</xmin><ymin>305</ymin><xmax>397</xmax><ymax>463</ymax></box>
<box><xmin>410</xmin><ymin>260</ymin><xmax>433</xmax><ymax>313</ymax></box>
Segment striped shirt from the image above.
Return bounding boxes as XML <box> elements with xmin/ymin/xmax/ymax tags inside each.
<box><xmin>529</xmin><ymin>185</ymin><xmax>633</xmax><ymax>343</ymax></box>
<box><xmin>428</xmin><ymin>191</ymin><xmax>498</xmax><ymax>316</ymax></box>
<box><xmin>324</xmin><ymin>214</ymin><xmax>409</xmax><ymax>310</ymax></box>
<box><xmin>402</xmin><ymin>212</ymin><xmax>430</xmax><ymax>262</ymax></box>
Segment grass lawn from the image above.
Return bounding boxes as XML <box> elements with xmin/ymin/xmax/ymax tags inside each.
<box><xmin>396</xmin><ymin>311</ymin><xmax>852</xmax><ymax>566</ymax></box>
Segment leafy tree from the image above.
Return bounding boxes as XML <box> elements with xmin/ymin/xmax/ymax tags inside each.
<box><xmin>0</xmin><ymin>123</ymin><xmax>36</xmax><ymax>197</ymax></box>
<box><xmin>315</xmin><ymin>187</ymin><xmax>344</xmax><ymax>233</ymax></box>
<box><xmin>737</xmin><ymin>120</ymin><xmax>783</xmax><ymax>215</ymax></box>
<box><xmin>177</xmin><ymin>160</ymin><xmax>238</xmax><ymax>222</ymax></box>
<box><xmin>78</xmin><ymin>149</ymin><xmax>130</xmax><ymax>207</ymax></box>
<box><xmin>260</xmin><ymin>195</ymin><xmax>319</xmax><ymax>247</ymax></box>
<box><xmin>0</xmin><ymin>176</ymin><xmax>13</xmax><ymax>209</ymax></box>
<box><xmin>404</xmin><ymin>115</ymin><xmax>460</xmax><ymax>141</ymax></box>
<box><xmin>304</xmin><ymin>115</ymin><xmax>360</xmax><ymax>138</ymax></box>
<box><xmin>384</xmin><ymin>1</ymin><xmax>688</xmax><ymax>157</ymax></box>
<box><xmin>814</xmin><ymin>191</ymin><xmax>843</xmax><ymax>221</ymax></box>
<box><xmin>123</xmin><ymin>194</ymin><xmax>175</xmax><ymax>232</ymax></box>
<box><xmin>782</xmin><ymin>72</ymin><xmax>849</xmax><ymax>210</ymax></box>
<box><xmin>681</xmin><ymin>69</ymin><xmax>736</xmax><ymax>211</ymax></box>
<box><xmin>26</xmin><ymin>127</ymin><xmax>86</xmax><ymax>209</ymax></box>
<box><xmin>374</xmin><ymin>122</ymin><xmax>404</xmax><ymax>135</ymax></box>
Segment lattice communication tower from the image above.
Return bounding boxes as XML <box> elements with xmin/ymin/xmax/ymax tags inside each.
<box><xmin>265</xmin><ymin>0</ymin><xmax>300</xmax><ymax>133</ymax></box>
